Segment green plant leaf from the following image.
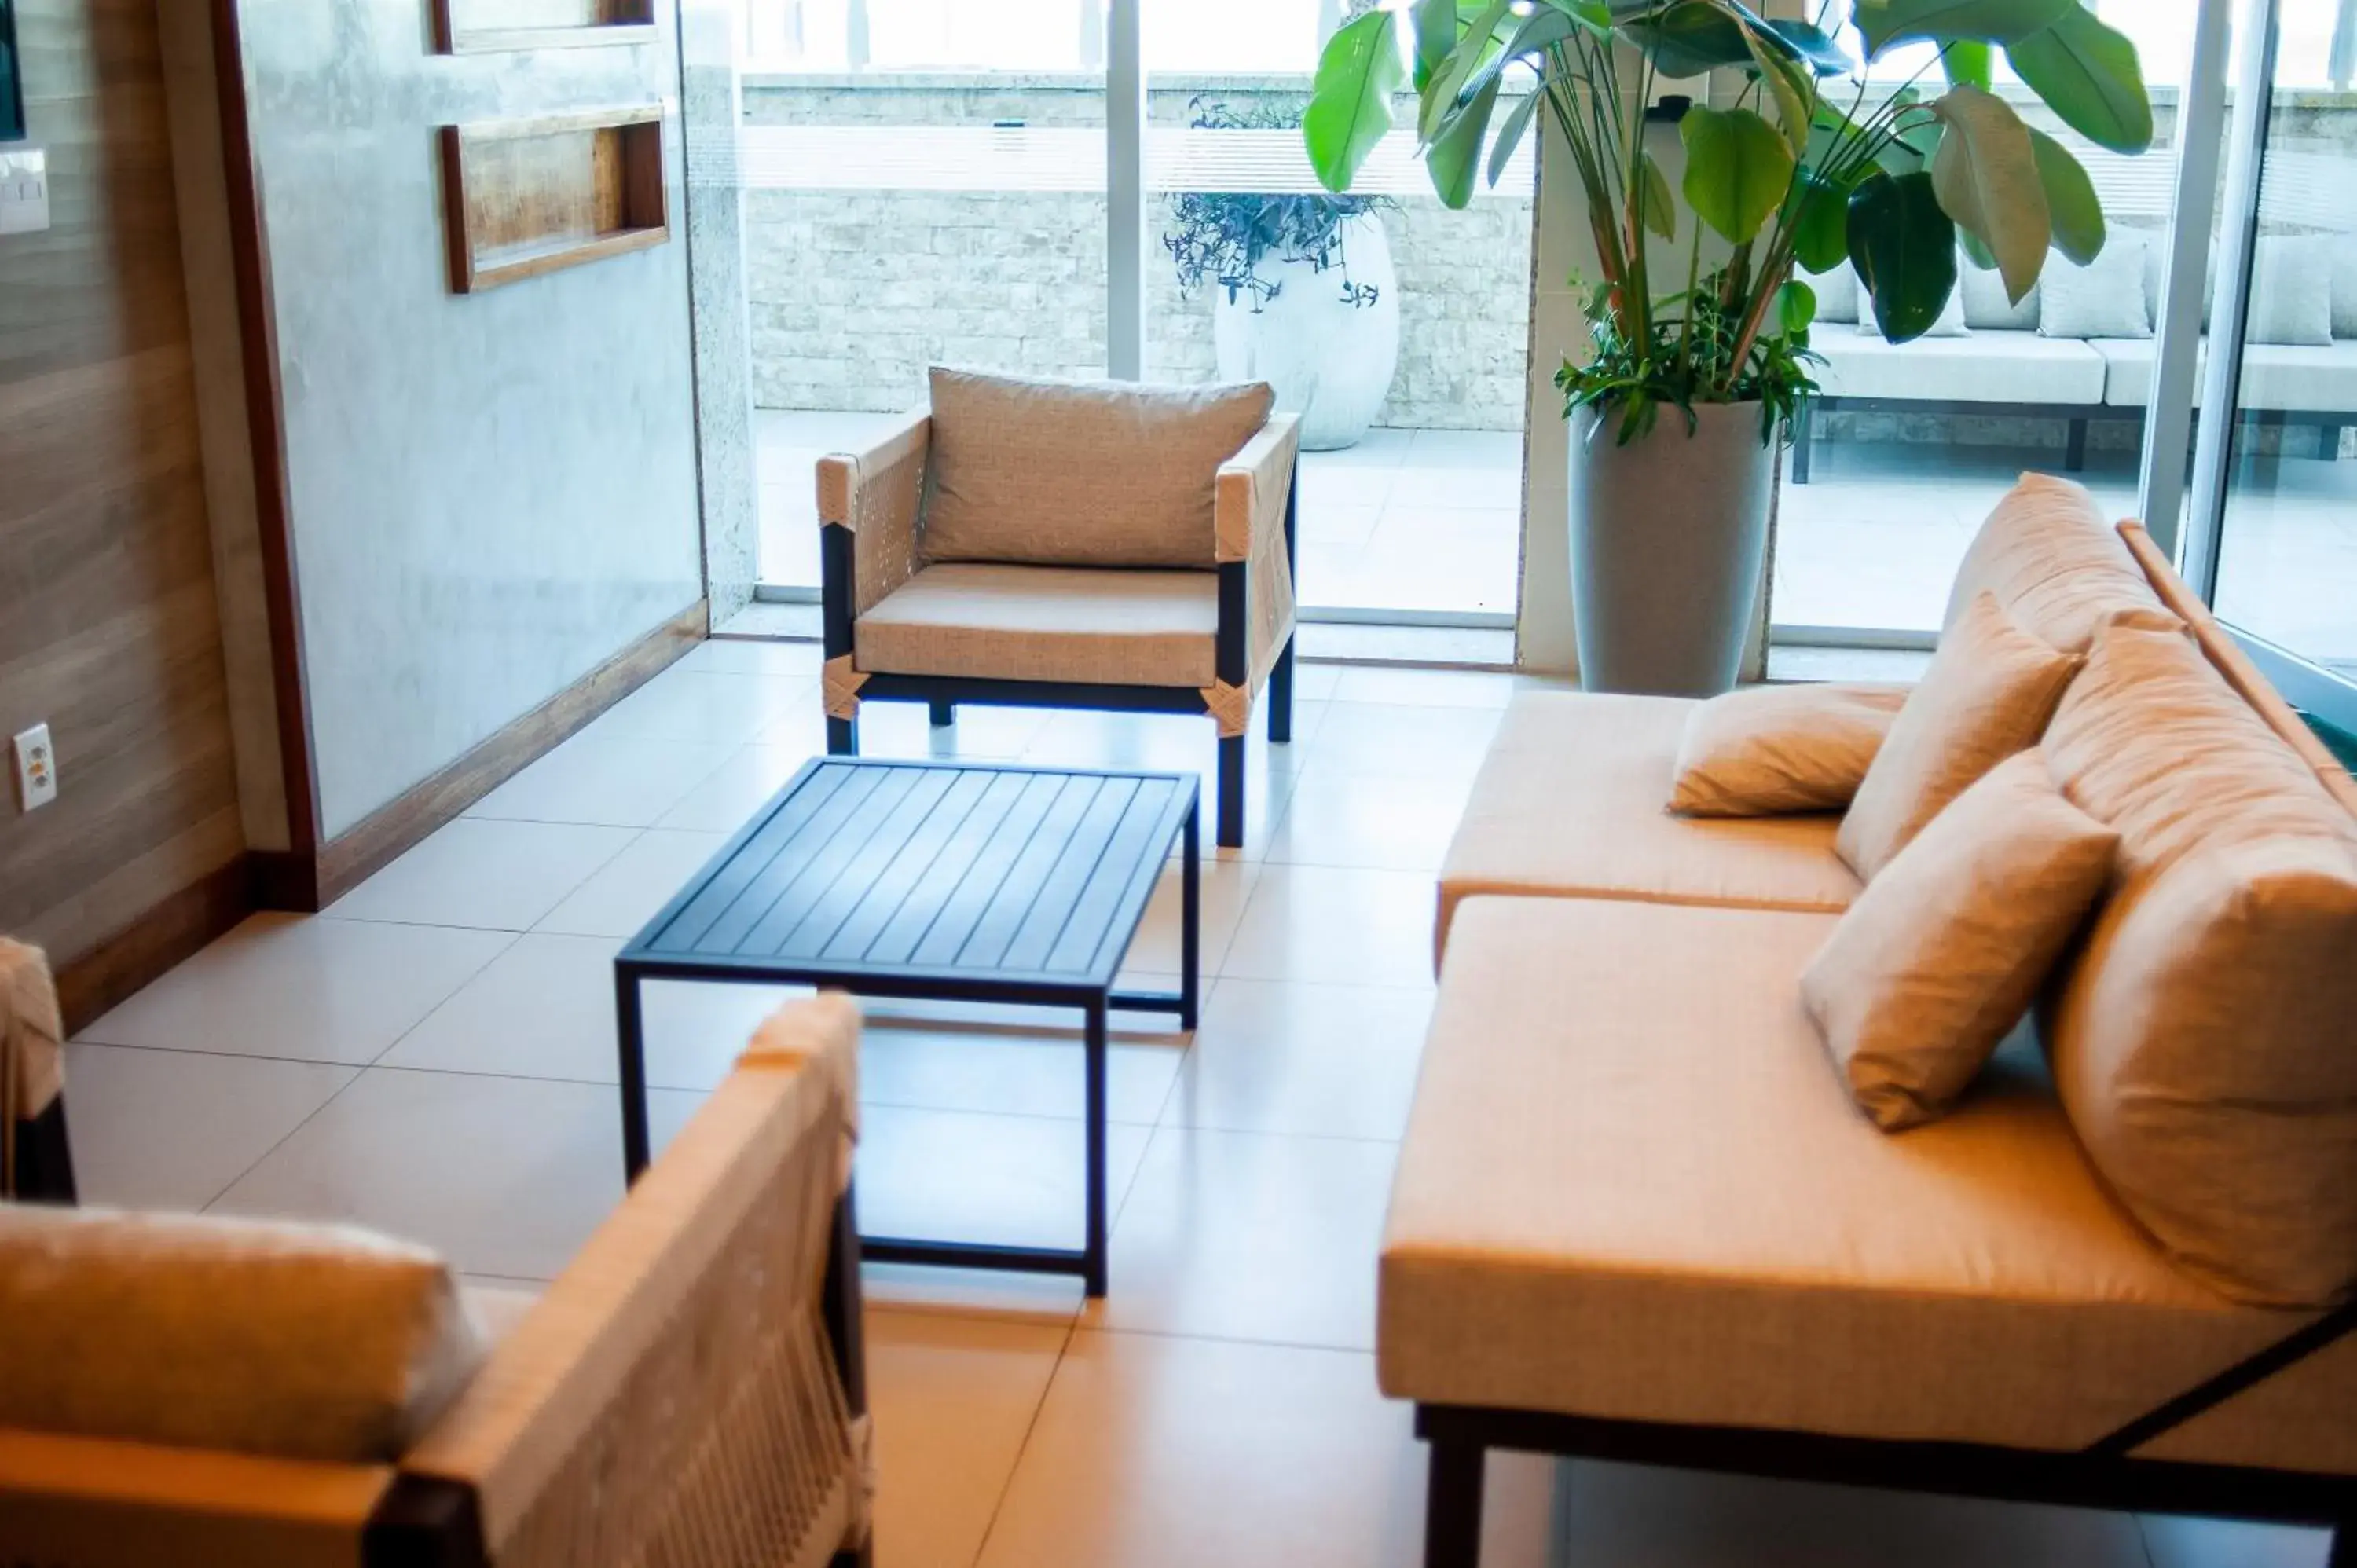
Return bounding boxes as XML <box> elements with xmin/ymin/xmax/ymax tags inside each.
<box><xmin>1849</xmin><ymin>169</ymin><xmax>1959</xmax><ymax>339</ymax></box>
<box><xmin>1743</xmin><ymin>24</ymin><xmax>1813</xmax><ymax>156</ymax></box>
<box><xmin>1411</xmin><ymin>0</ymin><xmax>1459</xmax><ymax>92</ymax></box>
<box><xmin>1486</xmin><ymin>83</ymin><xmax>1545</xmax><ymax>188</ymax></box>
<box><xmin>1763</xmin><ymin>18</ymin><xmax>1853</xmax><ymax>75</ymax></box>
<box><xmin>1427</xmin><ymin>73</ymin><xmax>1506</xmax><ymax>209</ymax></box>
<box><xmin>1929</xmin><ymin>82</ymin><xmax>2050</xmax><ymax>302</ymax></box>
<box><xmin>1615</xmin><ymin>0</ymin><xmax>1758</xmax><ymax>79</ymax></box>
<box><xmin>1791</xmin><ymin>171</ymin><xmax>1853</xmax><ymax>273</ymax></box>
<box><xmin>1305</xmin><ymin>12</ymin><xmax>1404</xmax><ymax>192</ymax></box>
<box><xmin>1778</xmin><ymin>277</ymin><xmax>1818</xmax><ymax>334</ymax></box>
<box><xmin>1851</xmin><ymin>0</ymin><xmax>2073</xmax><ymax>58</ymax></box>
<box><xmin>2006</xmin><ymin>5</ymin><xmax>2154</xmax><ymax>153</ymax></box>
<box><xmin>1942</xmin><ymin>38</ymin><xmax>1993</xmax><ymax>89</ymax></box>
<box><xmin>2029</xmin><ymin>126</ymin><xmax>2106</xmax><ymax>262</ymax></box>
<box><xmin>1640</xmin><ymin>152</ymin><xmax>1677</xmax><ymax>241</ymax></box>
<box><xmin>1681</xmin><ymin>104</ymin><xmax>1795</xmax><ymax>246</ymax></box>
<box><xmin>1423</xmin><ymin>0</ymin><xmax>1516</xmax><ymax>141</ymax></box>
<box><xmin>1465</xmin><ymin>7</ymin><xmax>1582</xmax><ymax>103</ymax></box>
<box><xmin>1875</xmin><ymin>110</ymin><xmax>1942</xmax><ymax>176</ymax></box>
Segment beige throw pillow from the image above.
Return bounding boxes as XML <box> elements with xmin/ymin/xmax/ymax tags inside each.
<box><xmin>1945</xmin><ymin>474</ymin><xmax>2180</xmax><ymax>655</ymax></box>
<box><xmin>1838</xmin><ymin>592</ymin><xmax>2083</xmax><ymax>881</ymax></box>
<box><xmin>1669</xmin><ymin>683</ymin><xmax>1911</xmax><ymax>817</ymax></box>
<box><xmin>920</xmin><ymin>366</ymin><xmax>1273</xmax><ymax>570</ymax></box>
<box><xmin>2043</xmin><ymin>621</ymin><xmax>2357</xmax><ymax>1307</ymax></box>
<box><xmin>0</xmin><ymin>1206</ymin><xmax>486</xmax><ymax>1463</ymax></box>
<box><xmin>1803</xmin><ymin>751</ymin><xmax>2118</xmax><ymax>1130</ymax></box>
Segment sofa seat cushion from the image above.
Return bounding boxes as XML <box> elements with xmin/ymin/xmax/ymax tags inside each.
<box><xmin>1383</xmin><ymin>895</ymin><xmax>2357</xmax><ymax>1471</ymax></box>
<box><xmin>2095</xmin><ymin>335</ymin><xmax>2357</xmax><ymax>412</ymax></box>
<box><xmin>1438</xmin><ymin>692</ymin><xmax>1861</xmax><ymax>957</ymax></box>
<box><xmin>855</xmin><ymin>562</ymin><xmax>1218</xmax><ymax>688</ymax></box>
<box><xmin>1814</xmin><ymin>331</ymin><xmax>2106</xmax><ymax>405</ymax></box>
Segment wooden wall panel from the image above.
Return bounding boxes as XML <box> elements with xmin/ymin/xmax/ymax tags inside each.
<box><xmin>0</xmin><ymin>0</ymin><xmax>247</xmax><ymax>1020</ymax></box>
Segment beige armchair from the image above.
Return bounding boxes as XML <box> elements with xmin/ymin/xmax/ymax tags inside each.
<box><xmin>817</xmin><ymin>367</ymin><xmax>1303</xmax><ymax>848</ymax></box>
<box><xmin>0</xmin><ymin>998</ymin><xmax>872</xmax><ymax>1568</ymax></box>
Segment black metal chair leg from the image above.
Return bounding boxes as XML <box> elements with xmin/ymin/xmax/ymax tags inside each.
<box><xmin>1791</xmin><ymin>402</ymin><xmax>1814</xmax><ymax>485</ymax></box>
<box><xmin>1268</xmin><ymin>636</ymin><xmax>1296</xmax><ymax>746</ymax></box>
<box><xmin>2330</xmin><ymin>1514</ymin><xmax>2355</xmax><ymax>1568</ymax></box>
<box><xmin>1216</xmin><ymin>733</ymin><xmax>1245</xmax><ymax>849</ymax></box>
<box><xmin>929</xmin><ymin>700</ymin><xmax>955</xmax><ymax>728</ymax></box>
<box><xmin>1424</xmin><ymin>1435</ymin><xmax>1486</xmax><ymax>1568</ymax></box>
<box><xmin>2066</xmin><ymin>416</ymin><xmax>2089</xmax><ymax>472</ymax></box>
<box><xmin>827</xmin><ymin>715</ymin><xmax>860</xmax><ymax>756</ymax></box>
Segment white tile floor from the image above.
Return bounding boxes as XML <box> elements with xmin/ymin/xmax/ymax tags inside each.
<box><xmin>64</xmin><ymin>649</ymin><xmax>2331</xmax><ymax>1568</ymax></box>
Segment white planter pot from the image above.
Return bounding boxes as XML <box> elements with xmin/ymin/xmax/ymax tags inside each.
<box><xmin>1211</xmin><ymin>213</ymin><xmax>1401</xmax><ymax>452</ymax></box>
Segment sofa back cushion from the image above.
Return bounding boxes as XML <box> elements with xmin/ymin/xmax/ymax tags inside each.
<box><xmin>920</xmin><ymin>367</ymin><xmax>1273</xmax><ymax>570</ymax></box>
<box><xmin>0</xmin><ymin>1205</ymin><xmax>486</xmax><ymax>1462</ymax></box>
<box><xmin>2043</xmin><ymin>622</ymin><xmax>2357</xmax><ymax>1306</ymax></box>
<box><xmin>1945</xmin><ymin>474</ymin><xmax>2181</xmax><ymax>654</ymax></box>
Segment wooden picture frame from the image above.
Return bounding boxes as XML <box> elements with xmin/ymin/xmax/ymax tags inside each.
<box><xmin>430</xmin><ymin>0</ymin><xmax>657</xmax><ymax>54</ymax></box>
<box><xmin>438</xmin><ymin>104</ymin><xmax>669</xmax><ymax>294</ymax></box>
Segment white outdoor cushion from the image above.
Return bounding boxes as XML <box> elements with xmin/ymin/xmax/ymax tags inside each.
<box><xmin>1384</xmin><ymin>893</ymin><xmax>2357</xmax><ymax>1471</ymax></box>
<box><xmin>1808</xmin><ymin>261</ymin><xmax>1860</xmax><ymax>324</ymax></box>
<box><xmin>1438</xmin><ymin>691</ymin><xmax>1861</xmax><ymax>958</ymax></box>
<box><xmin>1961</xmin><ymin>262</ymin><xmax>2041</xmax><ymax>332</ymax></box>
<box><xmin>2044</xmin><ymin>236</ymin><xmax>2151</xmax><ymax>340</ymax></box>
<box><xmin>2331</xmin><ymin>236</ymin><xmax>2357</xmax><ymax>339</ymax></box>
<box><xmin>1856</xmin><ymin>280</ymin><xmax>1968</xmax><ymax>340</ymax></box>
<box><xmin>2246</xmin><ymin>236</ymin><xmax>2337</xmax><ymax>347</ymax></box>
<box><xmin>2096</xmin><ymin>336</ymin><xmax>2357</xmax><ymax>412</ymax></box>
<box><xmin>1813</xmin><ymin>332</ymin><xmax>2106</xmax><ymax>405</ymax></box>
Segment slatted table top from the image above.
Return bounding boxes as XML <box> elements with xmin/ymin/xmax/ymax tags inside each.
<box><xmin>621</xmin><ymin>758</ymin><xmax>1200</xmax><ymax>998</ymax></box>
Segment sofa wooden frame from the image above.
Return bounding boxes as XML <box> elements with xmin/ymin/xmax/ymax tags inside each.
<box><xmin>816</xmin><ymin>465</ymin><xmax>1300</xmax><ymax>852</ymax></box>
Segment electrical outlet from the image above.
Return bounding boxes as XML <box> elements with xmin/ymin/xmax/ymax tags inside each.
<box><xmin>13</xmin><ymin>724</ymin><xmax>57</xmax><ymax>812</ymax></box>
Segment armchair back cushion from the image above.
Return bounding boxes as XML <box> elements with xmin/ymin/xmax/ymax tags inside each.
<box><xmin>1945</xmin><ymin>474</ymin><xmax>2179</xmax><ymax>654</ymax></box>
<box><xmin>2042</xmin><ymin>621</ymin><xmax>2357</xmax><ymax>1308</ymax></box>
<box><xmin>920</xmin><ymin>366</ymin><xmax>1274</xmax><ymax>569</ymax></box>
<box><xmin>0</xmin><ymin>1206</ymin><xmax>483</xmax><ymax>1464</ymax></box>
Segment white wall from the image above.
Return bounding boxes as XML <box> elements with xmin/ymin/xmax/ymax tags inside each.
<box><xmin>233</xmin><ymin>0</ymin><xmax>707</xmax><ymax>837</ymax></box>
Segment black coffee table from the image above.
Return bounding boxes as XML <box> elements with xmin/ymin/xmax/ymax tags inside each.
<box><xmin>614</xmin><ymin>757</ymin><xmax>1201</xmax><ymax>1296</ymax></box>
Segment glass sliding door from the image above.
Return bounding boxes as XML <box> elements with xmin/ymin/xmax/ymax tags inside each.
<box><xmin>735</xmin><ymin>0</ymin><xmax>1110</xmax><ymax>590</ymax></box>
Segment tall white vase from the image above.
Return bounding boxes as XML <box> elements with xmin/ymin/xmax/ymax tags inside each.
<box><xmin>1212</xmin><ymin>213</ymin><xmax>1401</xmax><ymax>452</ymax></box>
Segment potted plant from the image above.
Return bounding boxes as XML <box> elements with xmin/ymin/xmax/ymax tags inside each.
<box><xmin>1304</xmin><ymin>0</ymin><xmax>2154</xmax><ymax>694</ymax></box>
<box><xmin>1167</xmin><ymin>100</ymin><xmax>1402</xmax><ymax>450</ymax></box>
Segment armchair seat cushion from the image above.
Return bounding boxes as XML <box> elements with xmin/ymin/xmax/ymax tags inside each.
<box><xmin>854</xmin><ymin>562</ymin><xmax>1219</xmax><ymax>689</ymax></box>
<box><xmin>1384</xmin><ymin>895</ymin><xmax>2357</xmax><ymax>1473</ymax></box>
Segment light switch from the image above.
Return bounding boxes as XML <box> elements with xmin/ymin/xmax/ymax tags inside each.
<box><xmin>0</xmin><ymin>148</ymin><xmax>51</xmax><ymax>236</ymax></box>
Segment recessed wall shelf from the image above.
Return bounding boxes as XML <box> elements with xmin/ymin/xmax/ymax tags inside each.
<box><xmin>439</xmin><ymin>105</ymin><xmax>669</xmax><ymax>294</ymax></box>
<box><xmin>431</xmin><ymin>0</ymin><xmax>656</xmax><ymax>55</ymax></box>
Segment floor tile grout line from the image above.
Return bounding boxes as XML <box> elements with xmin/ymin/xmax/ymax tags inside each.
<box><xmin>196</xmin><ymin>1060</ymin><xmax>378</xmax><ymax>1217</ymax></box>
<box><xmin>963</xmin><ymin>1305</ymin><xmax>1086</xmax><ymax>1568</ymax></box>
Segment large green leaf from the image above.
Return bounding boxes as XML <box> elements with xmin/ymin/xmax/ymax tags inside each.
<box><xmin>1777</xmin><ymin>277</ymin><xmax>1819</xmax><ymax>335</ymax></box>
<box><xmin>2030</xmin><ymin>126</ymin><xmax>2105</xmax><ymax>262</ymax></box>
<box><xmin>1615</xmin><ymin>0</ymin><xmax>1758</xmax><ymax>78</ymax></box>
<box><xmin>2006</xmin><ymin>5</ymin><xmax>2154</xmax><ymax>153</ymax></box>
<box><xmin>1763</xmin><ymin>18</ymin><xmax>1853</xmax><ymax>75</ymax></box>
<box><xmin>1681</xmin><ymin>104</ymin><xmax>1795</xmax><ymax>246</ymax></box>
<box><xmin>1942</xmin><ymin>38</ymin><xmax>1993</xmax><ymax>90</ymax></box>
<box><xmin>1304</xmin><ymin>11</ymin><xmax>1404</xmax><ymax>193</ymax></box>
<box><xmin>1411</xmin><ymin>0</ymin><xmax>1460</xmax><ymax>92</ymax></box>
<box><xmin>1427</xmin><ymin>74</ymin><xmax>1506</xmax><ymax>209</ymax></box>
<box><xmin>1640</xmin><ymin>152</ymin><xmax>1677</xmax><ymax>241</ymax></box>
<box><xmin>1743</xmin><ymin>24</ymin><xmax>1813</xmax><ymax>156</ymax></box>
<box><xmin>1851</xmin><ymin>0</ymin><xmax>2073</xmax><ymax>58</ymax></box>
<box><xmin>1791</xmin><ymin>170</ymin><xmax>1853</xmax><ymax>273</ymax></box>
<box><xmin>1486</xmin><ymin>82</ymin><xmax>1546</xmax><ymax>189</ymax></box>
<box><xmin>1849</xmin><ymin>170</ymin><xmax>1959</xmax><ymax>339</ymax></box>
<box><xmin>1422</xmin><ymin>0</ymin><xmax>1516</xmax><ymax>141</ymax></box>
<box><xmin>1929</xmin><ymin>82</ymin><xmax>2050</xmax><ymax>302</ymax></box>
<box><xmin>1464</xmin><ymin>7</ymin><xmax>1582</xmax><ymax>102</ymax></box>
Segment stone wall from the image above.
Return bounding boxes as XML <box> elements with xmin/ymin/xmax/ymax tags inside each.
<box><xmin>741</xmin><ymin>75</ymin><xmax>1534</xmax><ymax>429</ymax></box>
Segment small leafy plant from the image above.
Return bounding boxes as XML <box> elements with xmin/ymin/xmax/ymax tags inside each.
<box><xmin>1166</xmin><ymin>99</ymin><xmax>1394</xmax><ymax>311</ymax></box>
<box><xmin>1305</xmin><ymin>0</ymin><xmax>2157</xmax><ymax>442</ymax></box>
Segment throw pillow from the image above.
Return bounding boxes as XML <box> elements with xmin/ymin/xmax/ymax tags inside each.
<box><xmin>1808</xmin><ymin>261</ymin><xmax>1860</xmax><ymax>325</ymax></box>
<box><xmin>1959</xmin><ymin>257</ymin><xmax>2041</xmax><ymax>332</ymax></box>
<box><xmin>2244</xmin><ymin>235</ymin><xmax>2336</xmax><ymax>347</ymax></box>
<box><xmin>921</xmin><ymin>366</ymin><xmax>1274</xmax><ymax>570</ymax></box>
<box><xmin>1669</xmin><ymin>683</ymin><xmax>1911</xmax><ymax>817</ymax></box>
<box><xmin>1859</xmin><ymin>280</ymin><xmax>1968</xmax><ymax>339</ymax></box>
<box><xmin>2042</xmin><ymin>620</ymin><xmax>2357</xmax><ymax>1307</ymax></box>
<box><xmin>2040</xmin><ymin>236</ymin><xmax>2150</xmax><ymax>340</ymax></box>
<box><xmin>1802</xmin><ymin>749</ymin><xmax>2119</xmax><ymax>1131</ymax></box>
<box><xmin>2330</xmin><ymin>236</ymin><xmax>2357</xmax><ymax>339</ymax></box>
<box><xmin>1838</xmin><ymin>592</ymin><xmax>2083</xmax><ymax>881</ymax></box>
<box><xmin>0</xmin><ymin>1206</ymin><xmax>486</xmax><ymax>1463</ymax></box>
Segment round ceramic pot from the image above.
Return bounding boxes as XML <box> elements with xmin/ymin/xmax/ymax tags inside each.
<box><xmin>1212</xmin><ymin>213</ymin><xmax>1401</xmax><ymax>452</ymax></box>
<box><xmin>1568</xmin><ymin>397</ymin><xmax>1776</xmax><ymax>697</ymax></box>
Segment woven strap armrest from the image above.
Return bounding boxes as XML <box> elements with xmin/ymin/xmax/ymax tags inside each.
<box><xmin>0</xmin><ymin>1427</ymin><xmax>391</xmax><ymax>1568</ymax></box>
<box><xmin>403</xmin><ymin>997</ymin><xmax>865</xmax><ymax>1568</ymax></box>
<box><xmin>818</xmin><ymin>408</ymin><xmax>931</xmax><ymax>620</ymax></box>
<box><xmin>1213</xmin><ymin>413</ymin><xmax>1303</xmax><ymax>704</ymax></box>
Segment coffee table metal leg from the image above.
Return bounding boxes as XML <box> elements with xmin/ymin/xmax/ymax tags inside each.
<box><xmin>1181</xmin><ymin>801</ymin><xmax>1201</xmax><ymax>1032</ymax></box>
<box><xmin>1084</xmin><ymin>997</ymin><xmax>1109</xmax><ymax>1297</ymax></box>
<box><xmin>616</xmin><ymin>965</ymin><xmax>651</xmax><ymax>1184</ymax></box>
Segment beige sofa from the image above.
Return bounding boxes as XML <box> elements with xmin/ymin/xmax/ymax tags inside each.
<box><xmin>0</xmin><ymin>998</ymin><xmax>871</xmax><ymax>1568</ymax></box>
<box><xmin>1392</xmin><ymin>479</ymin><xmax>2357</xmax><ymax>1566</ymax></box>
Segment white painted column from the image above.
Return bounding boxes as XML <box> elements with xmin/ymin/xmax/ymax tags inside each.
<box><xmin>1106</xmin><ymin>0</ymin><xmax>1147</xmax><ymax>380</ymax></box>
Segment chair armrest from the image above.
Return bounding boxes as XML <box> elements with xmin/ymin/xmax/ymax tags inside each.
<box><xmin>1212</xmin><ymin>414</ymin><xmax>1303</xmax><ymax>702</ymax></box>
<box><xmin>817</xmin><ymin>408</ymin><xmax>930</xmax><ymax>621</ymax></box>
<box><xmin>402</xmin><ymin>997</ymin><xmax>867</xmax><ymax>1566</ymax></box>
